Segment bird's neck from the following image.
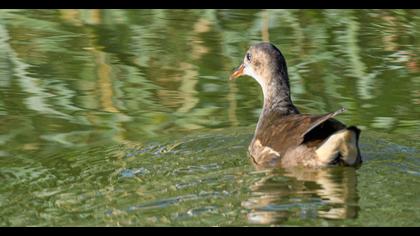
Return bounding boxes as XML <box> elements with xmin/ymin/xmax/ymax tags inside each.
<box><xmin>260</xmin><ymin>75</ymin><xmax>299</xmax><ymax>117</ymax></box>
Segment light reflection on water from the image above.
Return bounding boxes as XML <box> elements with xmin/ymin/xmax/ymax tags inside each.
<box><xmin>243</xmin><ymin>167</ymin><xmax>359</xmax><ymax>225</ymax></box>
<box><xmin>0</xmin><ymin>9</ymin><xmax>420</xmax><ymax>226</ymax></box>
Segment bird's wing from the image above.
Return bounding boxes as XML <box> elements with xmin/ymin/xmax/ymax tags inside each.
<box><xmin>300</xmin><ymin>107</ymin><xmax>346</xmax><ymax>138</ymax></box>
<box><xmin>255</xmin><ymin>108</ymin><xmax>347</xmax><ymax>156</ymax></box>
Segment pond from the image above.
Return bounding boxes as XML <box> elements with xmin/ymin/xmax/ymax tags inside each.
<box><xmin>0</xmin><ymin>9</ymin><xmax>420</xmax><ymax>226</ymax></box>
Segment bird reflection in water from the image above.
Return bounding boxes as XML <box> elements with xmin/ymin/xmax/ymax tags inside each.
<box><xmin>242</xmin><ymin>166</ymin><xmax>360</xmax><ymax>225</ymax></box>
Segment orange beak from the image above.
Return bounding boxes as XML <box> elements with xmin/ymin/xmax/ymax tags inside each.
<box><xmin>229</xmin><ymin>63</ymin><xmax>245</xmax><ymax>81</ymax></box>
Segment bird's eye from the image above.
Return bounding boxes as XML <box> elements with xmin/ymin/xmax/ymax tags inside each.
<box><xmin>246</xmin><ymin>53</ymin><xmax>251</xmax><ymax>62</ymax></box>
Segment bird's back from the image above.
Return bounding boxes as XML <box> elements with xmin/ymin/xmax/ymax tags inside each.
<box><xmin>249</xmin><ymin>109</ymin><xmax>347</xmax><ymax>167</ymax></box>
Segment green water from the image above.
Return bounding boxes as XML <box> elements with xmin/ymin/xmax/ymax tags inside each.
<box><xmin>0</xmin><ymin>9</ymin><xmax>420</xmax><ymax>226</ymax></box>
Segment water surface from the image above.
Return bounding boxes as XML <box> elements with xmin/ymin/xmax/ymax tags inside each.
<box><xmin>0</xmin><ymin>9</ymin><xmax>420</xmax><ymax>226</ymax></box>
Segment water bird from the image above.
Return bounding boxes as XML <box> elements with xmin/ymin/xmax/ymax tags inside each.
<box><xmin>229</xmin><ymin>42</ymin><xmax>362</xmax><ymax>168</ymax></box>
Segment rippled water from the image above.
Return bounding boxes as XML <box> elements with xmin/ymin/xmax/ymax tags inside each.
<box><xmin>0</xmin><ymin>9</ymin><xmax>420</xmax><ymax>226</ymax></box>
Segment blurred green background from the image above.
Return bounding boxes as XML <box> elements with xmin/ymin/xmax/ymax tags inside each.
<box><xmin>0</xmin><ymin>9</ymin><xmax>419</xmax><ymax>226</ymax></box>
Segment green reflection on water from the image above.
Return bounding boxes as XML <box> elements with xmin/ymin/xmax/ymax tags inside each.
<box><xmin>0</xmin><ymin>9</ymin><xmax>420</xmax><ymax>226</ymax></box>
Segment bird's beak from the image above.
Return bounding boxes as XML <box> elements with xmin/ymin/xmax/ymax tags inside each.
<box><xmin>229</xmin><ymin>63</ymin><xmax>245</xmax><ymax>81</ymax></box>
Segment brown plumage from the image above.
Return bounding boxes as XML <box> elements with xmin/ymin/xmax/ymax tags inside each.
<box><xmin>229</xmin><ymin>42</ymin><xmax>362</xmax><ymax>169</ymax></box>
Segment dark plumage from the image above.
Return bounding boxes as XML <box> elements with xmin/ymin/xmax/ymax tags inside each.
<box><xmin>229</xmin><ymin>42</ymin><xmax>362</xmax><ymax>169</ymax></box>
